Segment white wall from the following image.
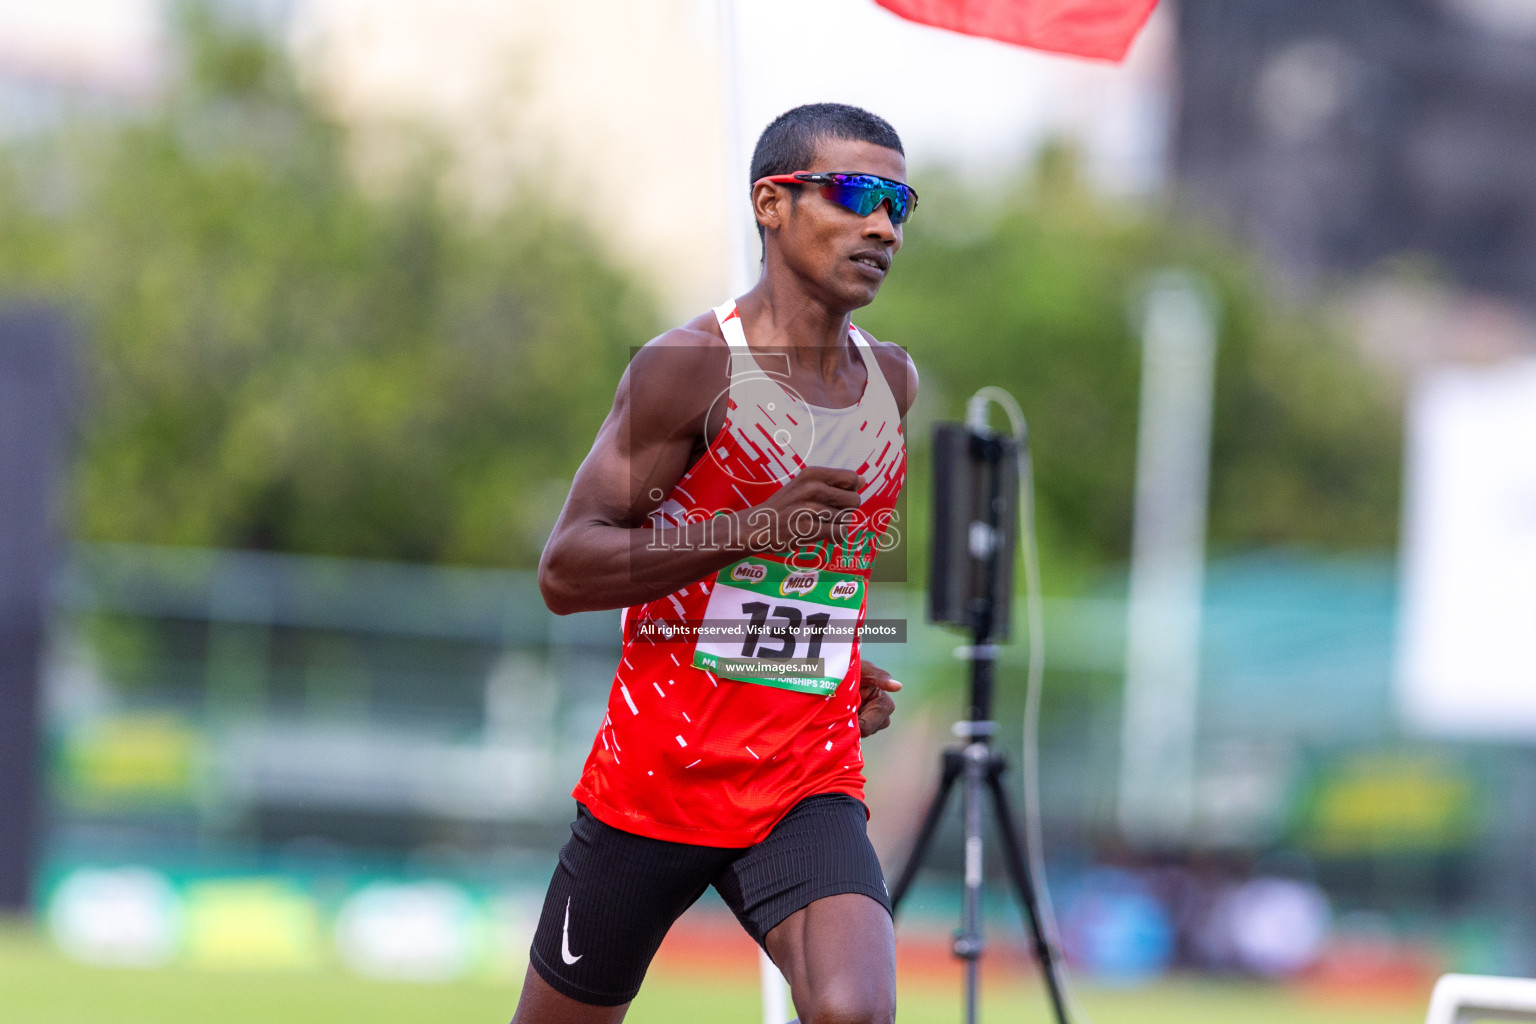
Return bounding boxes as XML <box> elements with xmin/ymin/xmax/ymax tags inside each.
<box><xmin>1398</xmin><ymin>360</ymin><xmax>1536</xmax><ymax>739</ymax></box>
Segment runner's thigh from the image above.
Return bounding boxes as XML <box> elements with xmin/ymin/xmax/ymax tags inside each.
<box><xmin>766</xmin><ymin>892</ymin><xmax>896</xmax><ymax>1024</ymax></box>
<box><xmin>712</xmin><ymin>793</ymin><xmax>890</xmax><ymax>947</ymax></box>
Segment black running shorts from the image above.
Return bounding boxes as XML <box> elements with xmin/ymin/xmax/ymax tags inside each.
<box><xmin>528</xmin><ymin>793</ymin><xmax>890</xmax><ymax>1006</ymax></box>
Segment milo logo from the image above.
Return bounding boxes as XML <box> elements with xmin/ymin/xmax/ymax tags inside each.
<box><xmin>731</xmin><ymin>561</ymin><xmax>768</xmax><ymax>584</ymax></box>
<box><xmin>829</xmin><ymin>579</ymin><xmax>859</xmax><ymax>601</ymax></box>
<box><xmin>780</xmin><ymin>570</ymin><xmax>819</xmax><ymax>597</ymax></box>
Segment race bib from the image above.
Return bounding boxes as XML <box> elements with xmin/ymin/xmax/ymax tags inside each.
<box><xmin>693</xmin><ymin>558</ymin><xmax>865</xmax><ymax>696</ymax></box>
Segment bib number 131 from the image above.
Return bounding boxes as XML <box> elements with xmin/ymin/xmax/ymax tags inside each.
<box><xmin>691</xmin><ymin>559</ymin><xmax>863</xmax><ymax>696</ymax></box>
<box><xmin>738</xmin><ymin>601</ymin><xmax>832</xmax><ymax>660</ymax></box>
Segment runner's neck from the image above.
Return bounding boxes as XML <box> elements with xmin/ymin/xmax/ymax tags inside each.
<box><xmin>731</xmin><ymin>287</ymin><xmax>863</xmax><ymax>385</ymax></box>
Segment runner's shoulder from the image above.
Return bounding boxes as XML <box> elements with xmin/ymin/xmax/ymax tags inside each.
<box><xmin>853</xmin><ymin>326</ymin><xmax>919</xmax><ymax>416</ymax></box>
<box><xmin>622</xmin><ymin>317</ymin><xmax>731</xmax><ymax>438</ymax></box>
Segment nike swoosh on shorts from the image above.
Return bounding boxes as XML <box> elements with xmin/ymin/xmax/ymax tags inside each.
<box><xmin>561</xmin><ymin>896</ymin><xmax>583</xmax><ymax>965</ymax></box>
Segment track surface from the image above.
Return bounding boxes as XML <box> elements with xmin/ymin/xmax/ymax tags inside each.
<box><xmin>0</xmin><ymin>915</ymin><xmax>1428</xmax><ymax>1023</ymax></box>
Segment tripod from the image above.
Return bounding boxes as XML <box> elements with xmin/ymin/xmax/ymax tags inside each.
<box><xmin>892</xmin><ymin>421</ymin><xmax>1072</xmax><ymax>1024</ymax></box>
<box><xmin>888</xmin><ymin>636</ymin><xmax>1071</xmax><ymax>1024</ymax></box>
<box><xmin>889</xmin><ymin>636</ymin><xmax>1071</xmax><ymax>1024</ymax></box>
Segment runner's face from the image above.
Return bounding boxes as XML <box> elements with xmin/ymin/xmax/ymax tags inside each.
<box><xmin>768</xmin><ymin>138</ymin><xmax>906</xmax><ymax>310</ymax></box>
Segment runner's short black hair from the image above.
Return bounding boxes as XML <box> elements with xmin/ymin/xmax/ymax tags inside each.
<box><xmin>749</xmin><ymin>103</ymin><xmax>904</xmax><ymax>242</ymax></box>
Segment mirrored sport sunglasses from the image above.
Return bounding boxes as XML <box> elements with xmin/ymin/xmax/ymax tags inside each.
<box><xmin>759</xmin><ymin>171</ymin><xmax>919</xmax><ymax>225</ymax></box>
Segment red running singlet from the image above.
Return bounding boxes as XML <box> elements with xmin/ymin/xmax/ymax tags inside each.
<box><xmin>570</xmin><ymin>300</ymin><xmax>908</xmax><ymax>846</ymax></box>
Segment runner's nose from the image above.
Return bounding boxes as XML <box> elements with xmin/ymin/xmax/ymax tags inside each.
<box><xmin>863</xmin><ymin>204</ymin><xmax>899</xmax><ymax>249</ymax></box>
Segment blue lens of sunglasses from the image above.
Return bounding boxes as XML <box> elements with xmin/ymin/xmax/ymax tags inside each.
<box><xmin>818</xmin><ymin>174</ymin><xmax>917</xmax><ymax>225</ymax></box>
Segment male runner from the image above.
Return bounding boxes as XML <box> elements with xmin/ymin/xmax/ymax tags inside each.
<box><xmin>517</xmin><ymin>103</ymin><xmax>918</xmax><ymax>1024</ymax></box>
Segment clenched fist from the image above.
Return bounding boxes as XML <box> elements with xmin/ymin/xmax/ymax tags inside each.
<box><xmin>744</xmin><ymin>466</ymin><xmax>864</xmax><ymax>552</ymax></box>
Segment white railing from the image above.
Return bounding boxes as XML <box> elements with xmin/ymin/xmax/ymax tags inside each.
<box><xmin>1426</xmin><ymin>974</ymin><xmax>1536</xmax><ymax>1024</ymax></box>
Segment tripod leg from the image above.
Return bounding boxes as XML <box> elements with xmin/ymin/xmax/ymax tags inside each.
<box><xmin>985</xmin><ymin>759</ymin><xmax>1073</xmax><ymax>1024</ymax></box>
<box><xmin>960</xmin><ymin>745</ymin><xmax>987</xmax><ymax>1024</ymax></box>
<box><xmin>888</xmin><ymin>749</ymin><xmax>963</xmax><ymax>913</ymax></box>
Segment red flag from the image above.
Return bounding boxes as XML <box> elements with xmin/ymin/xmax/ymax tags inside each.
<box><xmin>873</xmin><ymin>0</ymin><xmax>1158</xmax><ymax>62</ymax></box>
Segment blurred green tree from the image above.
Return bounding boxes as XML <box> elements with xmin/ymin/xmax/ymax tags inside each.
<box><xmin>860</xmin><ymin>147</ymin><xmax>1403</xmax><ymax>589</ymax></box>
<box><xmin>0</xmin><ymin>10</ymin><xmax>1401</xmax><ymax>580</ymax></box>
<box><xmin>0</xmin><ymin>4</ymin><xmax>657</xmax><ymax>566</ymax></box>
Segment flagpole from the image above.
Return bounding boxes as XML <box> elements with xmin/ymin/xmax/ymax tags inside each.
<box><xmin>1117</xmin><ymin>271</ymin><xmax>1217</xmax><ymax>846</ymax></box>
<box><xmin>717</xmin><ymin>0</ymin><xmax>757</xmax><ymax>297</ymax></box>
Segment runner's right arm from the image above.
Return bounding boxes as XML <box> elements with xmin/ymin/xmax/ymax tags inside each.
<box><xmin>538</xmin><ymin>328</ymin><xmax>862</xmax><ymax>615</ymax></box>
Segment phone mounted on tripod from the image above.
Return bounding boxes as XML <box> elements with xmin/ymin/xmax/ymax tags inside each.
<box><xmin>930</xmin><ymin>421</ymin><xmax>1019</xmax><ymax>643</ymax></box>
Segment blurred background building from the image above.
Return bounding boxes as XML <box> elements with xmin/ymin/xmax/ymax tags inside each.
<box><xmin>1175</xmin><ymin>0</ymin><xmax>1536</xmax><ymax>313</ymax></box>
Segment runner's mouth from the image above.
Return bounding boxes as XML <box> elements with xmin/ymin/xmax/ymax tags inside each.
<box><xmin>850</xmin><ymin>253</ymin><xmax>889</xmax><ymax>274</ymax></box>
